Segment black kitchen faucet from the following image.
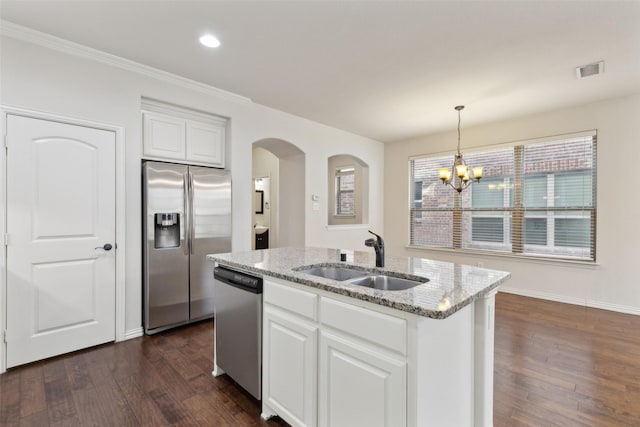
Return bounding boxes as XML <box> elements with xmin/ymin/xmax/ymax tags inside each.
<box><xmin>365</xmin><ymin>230</ymin><xmax>385</xmax><ymax>268</ymax></box>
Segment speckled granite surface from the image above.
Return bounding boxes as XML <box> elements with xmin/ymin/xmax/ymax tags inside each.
<box><xmin>207</xmin><ymin>247</ymin><xmax>510</xmax><ymax>319</ymax></box>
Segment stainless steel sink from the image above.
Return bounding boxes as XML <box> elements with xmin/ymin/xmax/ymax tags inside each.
<box><xmin>296</xmin><ymin>266</ymin><xmax>370</xmax><ymax>281</ymax></box>
<box><xmin>350</xmin><ymin>275</ymin><xmax>424</xmax><ymax>291</ymax></box>
<box><xmin>295</xmin><ymin>265</ymin><xmax>428</xmax><ymax>291</ymax></box>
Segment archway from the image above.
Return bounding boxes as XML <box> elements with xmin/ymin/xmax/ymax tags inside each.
<box><xmin>252</xmin><ymin>138</ymin><xmax>305</xmax><ymax>249</ymax></box>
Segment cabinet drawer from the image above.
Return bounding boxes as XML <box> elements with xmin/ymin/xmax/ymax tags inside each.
<box><xmin>265</xmin><ymin>280</ymin><xmax>318</xmax><ymax>321</ymax></box>
<box><xmin>320</xmin><ymin>297</ymin><xmax>407</xmax><ymax>355</ymax></box>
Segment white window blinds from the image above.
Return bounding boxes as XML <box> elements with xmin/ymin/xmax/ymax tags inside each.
<box><xmin>409</xmin><ymin>132</ymin><xmax>597</xmax><ymax>261</ymax></box>
<box><xmin>335</xmin><ymin>167</ymin><xmax>355</xmax><ymax>216</ymax></box>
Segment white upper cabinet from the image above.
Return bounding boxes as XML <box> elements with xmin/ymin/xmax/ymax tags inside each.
<box><xmin>142</xmin><ymin>99</ymin><xmax>226</xmax><ymax>168</ymax></box>
<box><xmin>143</xmin><ymin>111</ymin><xmax>187</xmax><ymax>160</ymax></box>
<box><xmin>185</xmin><ymin>120</ymin><xmax>225</xmax><ymax>166</ymax></box>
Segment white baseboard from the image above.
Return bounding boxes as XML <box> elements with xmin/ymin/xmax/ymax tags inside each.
<box><xmin>585</xmin><ymin>300</ymin><xmax>640</xmax><ymax>316</ymax></box>
<box><xmin>499</xmin><ymin>287</ymin><xmax>640</xmax><ymax>316</ymax></box>
<box><xmin>122</xmin><ymin>327</ymin><xmax>144</xmax><ymax>341</ymax></box>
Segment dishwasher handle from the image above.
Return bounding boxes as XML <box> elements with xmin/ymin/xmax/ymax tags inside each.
<box><xmin>214</xmin><ymin>266</ymin><xmax>263</xmax><ymax>294</ymax></box>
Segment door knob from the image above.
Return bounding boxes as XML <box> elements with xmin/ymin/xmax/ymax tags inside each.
<box><xmin>95</xmin><ymin>243</ymin><xmax>113</xmax><ymax>251</ymax></box>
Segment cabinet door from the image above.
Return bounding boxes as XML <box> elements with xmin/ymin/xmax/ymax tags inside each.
<box><xmin>143</xmin><ymin>112</ymin><xmax>186</xmax><ymax>160</ymax></box>
<box><xmin>186</xmin><ymin>120</ymin><xmax>225</xmax><ymax>167</ymax></box>
<box><xmin>319</xmin><ymin>331</ymin><xmax>406</xmax><ymax>427</ymax></box>
<box><xmin>263</xmin><ymin>305</ymin><xmax>317</xmax><ymax>427</ymax></box>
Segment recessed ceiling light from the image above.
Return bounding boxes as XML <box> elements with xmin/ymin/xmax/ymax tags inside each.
<box><xmin>199</xmin><ymin>34</ymin><xmax>220</xmax><ymax>48</ymax></box>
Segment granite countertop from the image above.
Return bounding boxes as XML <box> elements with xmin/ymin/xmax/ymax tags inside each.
<box><xmin>207</xmin><ymin>247</ymin><xmax>510</xmax><ymax>319</ymax></box>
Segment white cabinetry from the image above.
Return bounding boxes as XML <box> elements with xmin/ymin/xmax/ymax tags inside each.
<box><xmin>185</xmin><ymin>120</ymin><xmax>225</xmax><ymax>166</ymax></box>
<box><xmin>142</xmin><ymin>100</ymin><xmax>226</xmax><ymax>168</ymax></box>
<box><xmin>318</xmin><ymin>297</ymin><xmax>407</xmax><ymax>427</ymax></box>
<box><xmin>319</xmin><ymin>332</ymin><xmax>406</xmax><ymax>427</ymax></box>
<box><xmin>263</xmin><ymin>280</ymin><xmax>318</xmax><ymax>427</ymax></box>
<box><xmin>262</xmin><ymin>277</ymin><xmax>498</xmax><ymax>427</ymax></box>
<box><xmin>143</xmin><ymin>111</ymin><xmax>186</xmax><ymax>160</ymax></box>
<box><xmin>262</xmin><ymin>278</ymin><xmax>408</xmax><ymax>427</ymax></box>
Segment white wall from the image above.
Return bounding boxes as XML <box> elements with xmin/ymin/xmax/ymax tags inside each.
<box><xmin>0</xmin><ymin>34</ymin><xmax>385</xmax><ymax>341</ymax></box>
<box><xmin>385</xmin><ymin>94</ymin><xmax>640</xmax><ymax>314</ymax></box>
<box><xmin>278</xmin><ymin>152</ymin><xmax>306</xmax><ymax>247</ymax></box>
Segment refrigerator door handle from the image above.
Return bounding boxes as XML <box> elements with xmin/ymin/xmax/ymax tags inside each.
<box><xmin>184</xmin><ymin>173</ymin><xmax>190</xmax><ymax>256</ymax></box>
<box><xmin>189</xmin><ymin>171</ymin><xmax>195</xmax><ymax>255</ymax></box>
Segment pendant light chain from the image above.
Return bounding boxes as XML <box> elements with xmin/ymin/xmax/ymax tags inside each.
<box><xmin>456</xmin><ymin>106</ymin><xmax>462</xmax><ymax>155</ymax></box>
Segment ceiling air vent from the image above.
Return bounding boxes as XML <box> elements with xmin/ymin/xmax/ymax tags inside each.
<box><xmin>576</xmin><ymin>61</ymin><xmax>604</xmax><ymax>79</ymax></box>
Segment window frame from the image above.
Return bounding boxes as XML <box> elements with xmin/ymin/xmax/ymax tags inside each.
<box><xmin>409</xmin><ymin>131</ymin><xmax>597</xmax><ymax>262</ymax></box>
<box><xmin>335</xmin><ymin>166</ymin><xmax>356</xmax><ymax>217</ymax></box>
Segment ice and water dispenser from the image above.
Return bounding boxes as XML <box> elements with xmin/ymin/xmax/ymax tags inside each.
<box><xmin>154</xmin><ymin>213</ymin><xmax>180</xmax><ymax>248</ymax></box>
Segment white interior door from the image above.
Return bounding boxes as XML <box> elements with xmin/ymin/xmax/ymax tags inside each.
<box><xmin>5</xmin><ymin>114</ymin><xmax>116</xmax><ymax>368</ymax></box>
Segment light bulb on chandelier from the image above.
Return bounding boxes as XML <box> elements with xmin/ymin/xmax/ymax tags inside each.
<box><xmin>438</xmin><ymin>105</ymin><xmax>483</xmax><ymax>193</ymax></box>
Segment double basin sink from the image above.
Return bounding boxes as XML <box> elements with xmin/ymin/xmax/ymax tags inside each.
<box><xmin>294</xmin><ymin>265</ymin><xmax>428</xmax><ymax>291</ymax></box>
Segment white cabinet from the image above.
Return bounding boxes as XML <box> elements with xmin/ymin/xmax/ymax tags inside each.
<box><xmin>318</xmin><ymin>331</ymin><xmax>406</xmax><ymax>427</ymax></box>
<box><xmin>262</xmin><ymin>278</ymin><xmax>407</xmax><ymax>427</ymax></box>
<box><xmin>142</xmin><ymin>111</ymin><xmax>186</xmax><ymax>160</ymax></box>
<box><xmin>185</xmin><ymin>119</ymin><xmax>225</xmax><ymax>166</ymax></box>
<box><xmin>262</xmin><ymin>277</ymin><xmax>498</xmax><ymax>427</ymax></box>
<box><xmin>262</xmin><ymin>280</ymin><xmax>318</xmax><ymax>427</ymax></box>
<box><xmin>318</xmin><ymin>296</ymin><xmax>407</xmax><ymax>427</ymax></box>
<box><xmin>263</xmin><ymin>306</ymin><xmax>317</xmax><ymax>427</ymax></box>
<box><xmin>142</xmin><ymin>101</ymin><xmax>226</xmax><ymax>168</ymax></box>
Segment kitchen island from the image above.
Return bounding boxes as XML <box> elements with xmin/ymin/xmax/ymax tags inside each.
<box><xmin>208</xmin><ymin>247</ymin><xmax>511</xmax><ymax>427</ymax></box>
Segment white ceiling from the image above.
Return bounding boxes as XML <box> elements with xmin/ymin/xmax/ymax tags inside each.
<box><xmin>2</xmin><ymin>1</ymin><xmax>639</xmax><ymax>142</ymax></box>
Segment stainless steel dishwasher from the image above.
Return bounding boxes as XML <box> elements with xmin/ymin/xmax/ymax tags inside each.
<box><xmin>213</xmin><ymin>266</ymin><xmax>263</xmax><ymax>400</ymax></box>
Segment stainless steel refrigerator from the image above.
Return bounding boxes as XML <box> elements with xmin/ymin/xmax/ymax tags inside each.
<box><xmin>143</xmin><ymin>161</ymin><xmax>231</xmax><ymax>334</ymax></box>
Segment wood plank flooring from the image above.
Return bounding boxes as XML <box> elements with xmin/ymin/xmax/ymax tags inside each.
<box><xmin>0</xmin><ymin>320</ymin><xmax>287</xmax><ymax>427</ymax></box>
<box><xmin>494</xmin><ymin>293</ymin><xmax>640</xmax><ymax>426</ymax></box>
<box><xmin>1</xmin><ymin>292</ymin><xmax>639</xmax><ymax>426</ymax></box>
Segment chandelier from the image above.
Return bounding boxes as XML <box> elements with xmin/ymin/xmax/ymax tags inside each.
<box><xmin>438</xmin><ymin>105</ymin><xmax>483</xmax><ymax>193</ymax></box>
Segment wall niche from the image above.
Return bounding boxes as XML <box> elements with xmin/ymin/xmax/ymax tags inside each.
<box><xmin>327</xmin><ymin>154</ymin><xmax>369</xmax><ymax>227</ymax></box>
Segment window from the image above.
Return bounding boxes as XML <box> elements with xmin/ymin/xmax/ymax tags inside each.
<box><xmin>409</xmin><ymin>132</ymin><xmax>597</xmax><ymax>261</ymax></box>
<box><xmin>335</xmin><ymin>167</ymin><xmax>355</xmax><ymax>216</ymax></box>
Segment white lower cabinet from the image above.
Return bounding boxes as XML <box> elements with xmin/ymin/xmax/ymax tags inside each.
<box><xmin>262</xmin><ymin>278</ymin><xmax>407</xmax><ymax>427</ymax></box>
<box><xmin>263</xmin><ymin>305</ymin><xmax>317</xmax><ymax>427</ymax></box>
<box><xmin>318</xmin><ymin>331</ymin><xmax>407</xmax><ymax>427</ymax></box>
<box><xmin>262</xmin><ymin>277</ymin><xmax>497</xmax><ymax>427</ymax></box>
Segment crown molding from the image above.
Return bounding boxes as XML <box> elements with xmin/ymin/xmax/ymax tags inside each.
<box><xmin>0</xmin><ymin>20</ymin><xmax>252</xmax><ymax>104</ymax></box>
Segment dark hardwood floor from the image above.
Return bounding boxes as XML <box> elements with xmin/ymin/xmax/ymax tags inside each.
<box><xmin>494</xmin><ymin>293</ymin><xmax>640</xmax><ymax>426</ymax></box>
<box><xmin>1</xmin><ymin>292</ymin><xmax>639</xmax><ymax>426</ymax></box>
<box><xmin>0</xmin><ymin>320</ymin><xmax>287</xmax><ymax>427</ymax></box>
